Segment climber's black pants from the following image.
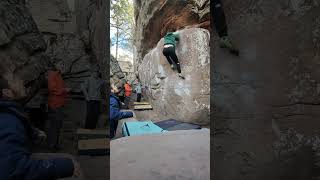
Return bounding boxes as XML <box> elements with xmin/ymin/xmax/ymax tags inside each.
<box><xmin>162</xmin><ymin>46</ymin><xmax>181</xmax><ymax>73</ymax></box>
<box><xmin>212</xmin><ymin>0</ymin><xmax>228</xmax><ymax>37</ymax></box>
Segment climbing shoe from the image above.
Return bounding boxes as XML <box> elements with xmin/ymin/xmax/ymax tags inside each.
<box><xmin>178</xmin><ymin>73</ymin><xmax>185</xmax><ymax>79</ymax></box>
<box><xmin>219</xmin><ymin>36</ymin><xmax>239</xmax><ymax>56</ymax></box>
<box><xmin>170</xmin><ymin>64</ymin><xmax>175</xmax><ymax>70</ymax></box>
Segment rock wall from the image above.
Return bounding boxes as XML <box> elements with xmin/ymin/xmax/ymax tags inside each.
<box><xmin>110</xmin><ymin>55</ymin><xmax>125</xmax><ymax>86</ymax></box>
<box><xmin>138</xmin><ymin>28</ymin><xmax>210</xmax><ymax>125</ymax></box>
<box><xmin>0</xmin><ymin>0</ymin><xmax>48</xmax><ymax>100</ymax></box>
<box><xmin>213</xmin><ymin>0</ymin><xmax>320</xmax><ymax>179</ymax></box>
<box><xmin>0</xmin><ymin>0</ymin><xmax>106</xmax><ymax>109</ymax></box>
<box><xmin>134</xmin><ymin>0</ymin><xmax>210</xmax><ymax>66</ymax></box>
<box><xmin>20</xmin><ymin>0</ymin><xmax>106</xmax><ymax>106</ymax></box>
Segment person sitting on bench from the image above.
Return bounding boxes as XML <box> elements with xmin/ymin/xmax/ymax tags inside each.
<box><xmin>110</xmin><ymin>82</ymin><xmax>133</xmax><ymax>138</ymax></box>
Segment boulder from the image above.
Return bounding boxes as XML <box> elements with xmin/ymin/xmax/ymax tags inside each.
<box><xmin>134</xmin><ymin>0</ymin><xmax>210</xmax><ymax>65</ymax></box>
<box><xmin>213</xmin><ymin>0</ymin><xmax>320</xmax><ymax>179</ymax></box>
<box><xmin>0</xmin><ymin>0</ymin><xmax>48</xmax><ymax>100</ymax></box>
<box><xmin>138</xmin><ymin>28</ymin><xmax>210</xmax><ymax>125</ymax></box>
<box><xmin>110</xmin><ymin>55</ymin><xmax>126</xmax><ymax>86</ymax></box>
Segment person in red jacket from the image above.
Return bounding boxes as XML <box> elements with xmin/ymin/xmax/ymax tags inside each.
<box><xmin>47</xmin><ymin>65</ymin><xmax>71</xmax><ymax>152</ymax></box>
<box><xmin>124</xmin><ymin>81</ymin><xmax>132</xmax><ymax>109</ymax></box>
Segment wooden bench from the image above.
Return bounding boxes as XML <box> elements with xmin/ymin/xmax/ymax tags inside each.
<box><xmin>133</xmin><ymin>102</ymin><xmax>150</xmax><ymax>105</ymax></box>
<box><xmin>76</xmin><ymin>128</ymin><xmax>109</xmax><ymax>140</ymax></box>
<box><xmin>134</xmin><ymin>104</ymin><xmax>153</xmax><ymax>110</ymax></box>
<box><xmin>78</xmin><ymin>139</ymin><xmax>109</xmax><ymax>156</ymax></box>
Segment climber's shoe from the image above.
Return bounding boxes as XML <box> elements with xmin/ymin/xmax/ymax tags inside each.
<box><xmin>219</xmin><ymin>36</ymin><xmax>239</xmax><ymax>56</ymax></box>
<box><xmin>171</xmin><ymin>64</ymin><xmax>175</xmax><ymax>70</ymax></box>
<box><xmin>178</xmin><ymin>73</ymin><xmax>185</xmax><ymax>79</ymax></box>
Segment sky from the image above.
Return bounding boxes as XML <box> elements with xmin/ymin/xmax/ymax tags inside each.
<box><xmin>110</xmin><ymin>0</ymin><xmax>134</xmax><ymax>63</ymax></box>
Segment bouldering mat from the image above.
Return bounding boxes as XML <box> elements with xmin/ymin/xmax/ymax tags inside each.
<box><xmin>122</xmin><ymin>121</ymin><xmax>165</xmax><ymax>136</ymax></box>
<box><xmin>155</xmin><ymin>119</ymin><xmax>201</xmax><ymax>131</ymax></box>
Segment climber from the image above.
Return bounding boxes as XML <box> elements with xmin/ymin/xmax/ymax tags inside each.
<box><xmin>110</xmin><ymin>82</ymin><xmax>133</xmax><ymax>138</ymax></box>
<box><xmin>0</xmin><ymin>72</ymin><xmax>81</xmax><ymax>180</ymax></box>
<box><xmin>135</xmin><ymin>81</ymin><xmax>142</xmax><ymax>102</ymax></box>
<box><xmin>124</xmin><ymin>81</ymin><xmax>132</xmax><ymax>109</ymax></box>
<box><xmin>213</xmin><ymin>0</ymin><xmax>239</xmax><ymax>55</ymax></box>
<box><xmin>81</xmin><ymin>70</ymin><xmax>106</xmax><ymax>129</ymax></box>
<box><xmin>162</xmin><ymin>27</ymin><xmax>185</xmax><ymax>79</ymax></box>
<box><xmin>47</xmin><ymin>64</ymin><xmax>71</xmax><ymax>152</ymax></box>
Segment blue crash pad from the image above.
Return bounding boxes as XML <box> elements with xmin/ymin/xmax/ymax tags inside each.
<box><xmin>122</xmin><ymin>121</ymin><xmax>165</xmax><ymax>136</ymax></box>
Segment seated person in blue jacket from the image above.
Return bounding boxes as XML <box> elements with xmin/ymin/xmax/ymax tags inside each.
<box><xmin>110</xmin><ymin>82</ymin><xmax>133</xmax><ymax>138</ymax></box>
<box><xmin>0</xmin><ymin>73</ymin><xmax>81</xmax><ymax>180</ymax></box>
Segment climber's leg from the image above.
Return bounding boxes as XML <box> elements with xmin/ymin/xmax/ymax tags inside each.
<box><xmin>212</xmin><ymin>0</ymin><xmax>239</xmax><ymax>56</ymax></box>
<box><xmin>163</xmin><ymin>47</ymin><xmax>174</xmax><ymax>67</ymax></box>
<box><xmin>212</xmin><ymin>0</ymin><xmax>228</xmax><ymax>37</ymax></box>
<box><xmin>167</xmin><ymin>47</ymin><xmax>180</xmax><ymax>73</ymax></box>
<box><xmin>167</xmin><ymin>47</ymin><xmax>185</xmax><ymax>79</ymax></box>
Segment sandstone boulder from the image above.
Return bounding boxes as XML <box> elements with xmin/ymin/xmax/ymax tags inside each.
<box><xmin>138</xmin><ymin>28</ymin><xmax>210</xmax><ymax>125</ymax></box>
<box><xmin>134</xmin><ymin>0</ymin><xmax>210</xmax><ymax>65</ymax></box>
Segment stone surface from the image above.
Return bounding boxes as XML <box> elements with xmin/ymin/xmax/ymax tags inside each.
<box><xmin>0</xmin><ymin>1</ymin><xmax>108</xmax><ymax>179</ymax></box>
<box><xmin>134</xmin><ymin>0</ymin><xmax>210</xmax><ymax>66</ymax></box>
<box><xmin>110</xmin><ymin>129</ymin><xmax>210</xmax><ymax>180</ymax></box>
<box><xmin>138</xmin><ymin>28</ymin><xmax>210</xmax><ymax>125</ymax></box>
<box><xmin>110</xmin><ymin>55</ymin><xmax>126</xmax><ymax>86</ymax></box>
<box><xmin>0</xmin><ymin>0</ymin><xmax>48</xmax><ymax>100</ymax></box>
<box><xmin>25</xmin><ymin>0</ymin><xmax>107</xmax><ymax>102</ymax></box>
<box><xmin>213</xmin><ymin>0</ymin><xmax>320</xmax><ymax>179</ymax></box>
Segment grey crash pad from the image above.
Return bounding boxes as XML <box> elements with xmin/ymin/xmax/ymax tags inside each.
<box><xmin>110</xmin><ymin>129</ymin><xmax>210</xmax><ymax>180</ymax></box>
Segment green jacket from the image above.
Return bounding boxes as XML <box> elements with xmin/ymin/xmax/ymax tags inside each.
<box><xmin>164</xmin><ymin>32</ymin><xmax>180</xmax><ymax>47</ymax></box>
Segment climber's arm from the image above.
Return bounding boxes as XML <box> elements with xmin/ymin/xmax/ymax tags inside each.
<box><xmin>173</xmin><ymin>32</ymin><xmax>180</xmax><ymax>41</ymax></box>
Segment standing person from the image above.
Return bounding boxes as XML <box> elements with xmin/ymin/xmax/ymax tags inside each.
<box><xmin>124</xmin><ymin>81</ymin><xmax>132</xmax><ymax>109</ymax></box>
<box><xmin>135</xmin><ymin>82</ymin><xmax>142</xmax><ymax>102</ymax></box>
<box><xmin>0</xmin><ymin>72</ymin><xmax>81</xmax><ymax>180</ymax></box>
<box><xmin>47</xmin><ymin>65</ymin><xmax>70</xmax><ymax>152</ymax></box>
<box><xmin>81</xmin><ymin>71</ymin><xmax>106</xmax><ymax>129</ymax></box>
<box><xmin>117</xmin><ymin>79</ymin><xmax>125</xmax><ymax>103</ymax></box>
<box><xmin>212</xmin><ymin>0</ymin><xmax>239</xmax><ymax>55</ymax></box>
<box><xmin>162</xmin><ymin>28</ymin><xmax>185</xmax><ymax>79</ymax></box>
<box><xmin>109</xmin><ymin>83</ymin><xmax>133</xmax><ymax>138</ymax></box>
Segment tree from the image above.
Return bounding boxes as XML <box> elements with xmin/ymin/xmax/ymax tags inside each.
<box><xmin>110</xmin><ymin>0</ymin><xmax>135</xmax><ymax>61</ymax></box>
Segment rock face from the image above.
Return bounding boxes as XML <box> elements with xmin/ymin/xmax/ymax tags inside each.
<box><xmin>213</xmin><ymin>0</ymin><xmax>320</xmax><ymax>179</ymax></box>
<box><xmin>110</xmin><ymin>55</ymin><xmax>125</xmax><ymax>86</ymax></box>
<box><xmin>27</xmin><ymin>0</ymin><xmax>107</xmax><ymax>92</ymax></box>
<box><xmin>0</xmin><ymin>0</ymin><xmax>107</xmax><ymax>119</ymax></box>
<box><xmin>0</xmin><ymin>0</ymin><xmax>48</xmax><ymax>100</ymax></box>
<box><xmin>134</xmin><ymin>0</ymin><xmax>210</xmax><ymax>66</ymax></box>
<box><xmin>138</xmin><ymin>28</ymin><xmax>210</xmax><ymax>125</ymax></box>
